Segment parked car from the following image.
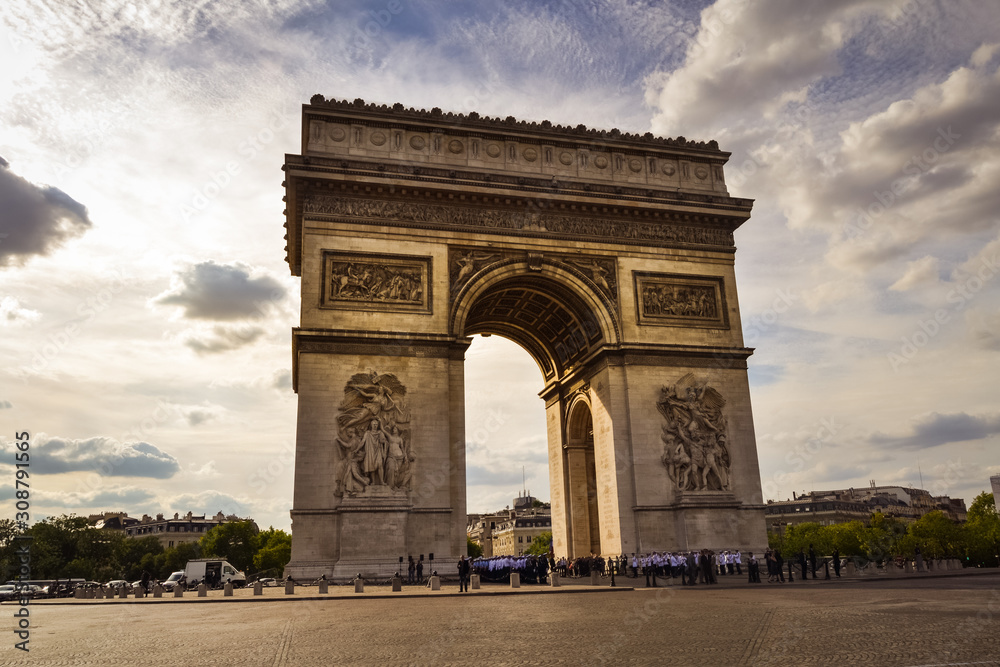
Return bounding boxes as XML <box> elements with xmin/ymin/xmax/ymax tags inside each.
<box><xmin>161</xmin><ymin>571</ymin><xmax>185</xmax><ymax>591</ymax></box>
<box><xmin>106</xmin><ymin>580</ymin><xmax>131</xmax><ymax>590</ymax></box>
<box><xmin>258</xmin><ymin>577</ymin><xmax>277</xmax><ymax>587</ymax></box>
<box><xmin>0</xmin><ymin>585</ymin><xmax>18</xmax><ymax>601</ymax></box>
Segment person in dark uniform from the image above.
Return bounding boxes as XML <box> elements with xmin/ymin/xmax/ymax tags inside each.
<box><xmin>808</xmin><ymin>544</ymin><xmax>817</xmax><ymax>579</ymax></box>
<box><xmin>458</xmin><ymin>556</ymin><xmax>470</xmax><ymax>592</ymax></box>
<box><xmin>832</xmin><ymin>548</ymin><xmax>841</xmax><ymax>577</ymax></box>
<box><xmin>798</xmin><ymin>548</ymin><xmax>808</xmax><ymax>580</ymax></box>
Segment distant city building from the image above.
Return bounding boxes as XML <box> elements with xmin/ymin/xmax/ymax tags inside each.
<box><xmin>468</xmin><ymin>490</ymin><xmax>551</xmax><ymax>557</ymax></box>
<box><xmin>991</xmin><ymin>475</ymin><xmax>1000</xmax><ymax>514</ymax></box>
<box><xmin>766</xmin><ymin>481</ymin><xmax>966</xmax><ymax>533</ymax></box>
<box><xmin>91</xmin><ymin>511</ymin><xmax>257</xmax><ymax>549</ymax></box>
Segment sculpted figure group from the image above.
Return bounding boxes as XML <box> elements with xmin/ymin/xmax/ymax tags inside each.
<box><xmin>334</xmin><ymin>371</ymin><xmax>414</xmax><ymax>497</ymax></box>
<box><xmin>642</xmin><ymin>284</ymin><xmax>717</xmax><ymax>319</ymax></box>
<box><xmin>328</xmin><ymin>261</ymin><xmax>422</xmax><ymax>304</ymax></box>
<box><xmin>658</xmin><ymin>373</ymin><xmax>732</xmax><ymax>492</ymax></box>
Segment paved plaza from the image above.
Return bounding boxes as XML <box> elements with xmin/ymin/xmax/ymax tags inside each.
<box><xmin>3</xmin><ymin>573</ymin><xmax>999</xmax><ymax>666</ymax></box>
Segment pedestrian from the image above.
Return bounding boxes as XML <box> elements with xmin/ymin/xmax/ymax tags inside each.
<box><xmin>416</xmin><ymin>557</ymin><xmax>424</xmax><ymax>583</ymax></box>
<box><xmin>832</xmin><ymin>548</ymin><xmax>841</xmax><ymax>577</ymax></box>
<box><xmin>798</xmin><ymin>548</ymin><xmax>808</xmax><ymax>581</ymax></box>
<box><xmin>809</xmin><ymin>544</ymin><xmax>817</xmax><ymax>579</ymax></box>
<box><xmin>458</xmin><ymin>556</ymin><xmax>470</xmax><ymax>592</ymax></box>
<box><xmin>408</xmin><ymin>556</ymin><xmax>416</xmax><ymax>584</ymax></box>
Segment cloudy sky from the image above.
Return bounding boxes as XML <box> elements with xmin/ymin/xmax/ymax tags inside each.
<box><xmin>1</xmin><ymin>0</ymin><xmax>998</xmax><ymax>532</ymax></box>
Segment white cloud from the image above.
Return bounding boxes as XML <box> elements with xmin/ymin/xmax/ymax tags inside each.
<box><xmin>890</xmin><ymin>256</ymin><xmax>941</xmax><ymax>291</ymax></box>
<box><xmin>0</xmin><ymin>295</ymin><xmax>40</xmax><ymax>325</ymax></box>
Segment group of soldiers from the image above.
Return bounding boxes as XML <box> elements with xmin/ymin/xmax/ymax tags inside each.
<box><xmin>472</xmin><ymin>555</ymin><xmax>550</xmax><ymax>584</ymax></box>
<box><xmin>470</xmin><ymin>545</ymin><xmax>837</xmax><ymax>586</ymax></box>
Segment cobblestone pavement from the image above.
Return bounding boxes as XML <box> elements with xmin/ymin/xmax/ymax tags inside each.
<box><xmin>3</xmin><ymin>574</ymin><xmax>999</xmax><ymax>666</ymax></box>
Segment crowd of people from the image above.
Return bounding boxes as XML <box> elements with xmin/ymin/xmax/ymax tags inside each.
<box><xmin>468</xmin><ymin>545</ymin><xmax>844</xmax><ymax>586</ymax></box>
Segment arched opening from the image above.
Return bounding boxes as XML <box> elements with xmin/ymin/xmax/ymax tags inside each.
<box><xmin>566</xmin><ymin>398</ymin><xmax>600</xmax><ymax>557</ymax></box>
<box><xmin>451</xmin><ymin>260</ymin><xmax>617</xmax><ymax>384</ymax></box>
<box><xmin>455</xmin><ymin>263</ymin><xmax>616</xmax><ymax>559</ymax></box>
<box><xmin>464</xmin><ymin>334</ymin><xmax>550</xmax><ymax>558</ymax></box>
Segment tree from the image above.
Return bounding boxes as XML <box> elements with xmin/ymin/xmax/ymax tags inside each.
<box><xmin>200</xmin><ymin>521</ymin><xmax>259</xmax><ymax>572</ymax></box>
<box><xmin>253</xmin><ymin>528</ymin><xmax>292</xmax><ymax>576</ymax></box>
<box><xmin>163</xmin><ymin>541</ymin><xmax>201</xmax><ymax>577</ymax></box>
<box><xmin>899</xmin><ymin>511</ymin><xmax>962</xmax><ymax>559</ymax></box>
<box><xmin>964</xmin><ymin>491</ymin><xmax>1000</xmax><ymax>567</ymax></box>
<box><xmin>525</xmin><ymin>531</ymin><xmax>552</xmax><ymax>556</ymax></box>
<box><xmin>466</xmin><ymin>537</ymin><xmax>482</xmax><ymax>559</ymax></box>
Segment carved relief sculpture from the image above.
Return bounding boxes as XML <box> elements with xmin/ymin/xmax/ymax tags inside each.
<box><xmin>304</xmin><ymin>195</ymin><xmax>735</xmax><ymax>249</ymax></box>
<box><xmin>334</xmin><ymin>371</ymin><xmax>413</xmax><ymax>496</ymax></box>
<box><xmin>633</xmin><ymin>272</ymin><xmax>728</xmax><ymax>328</ymax></box>
<box><xmin>322</xmin><ymin>252</ymin><xmax>431</xmax><ymax>314</ymax></box>
<box><xmin>449</xmin><ymin>249</ymin><xmax>499</xmax><ymax>296</ymax></box>
<box><xmin>566</xmin><ymin>257</ymin><xmax>617</xmax><ymax>305</ymax></box>
<box><xmin>657</xmin><ymin>373</ymin><xmax>731</xmax><ymax>492</ymax></box>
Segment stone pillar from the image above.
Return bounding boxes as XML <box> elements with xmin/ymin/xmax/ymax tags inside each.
<box><xmin>510</xmin><ymin>573</ymin><xmax>521</xmax><ymax>588</ymax></box>
<box><xmin>118</xmin><ymin>587</ymin><xmax>127</xmax><ymax>599</ymax></box>
<box><xmin>153</xmin><ymin>585</ymin><xmax>164</xmax><ymax>598</ymax></box>
<box><xmin>429</xmin><ymin>575</ymin><xmax>441</xmax><ymax>591</ymax></box>
<box><xmin>254</xmin><ymin>581</ymin><xmax>263</xmax><ymax>596</ymax></box>
<box><xmin>590</xmin><ymin>571</ymin><xmax>600</xmax><ymax>586</ymax></box>
<box><xmin>845</xmin><ymin>561</ymin><xmax>856</xmax><ymax>577</ymax></box>
<box><xmin>470</xmin><ymin>574</ymin><xmax>480</xmax><ymax>590</ymax></box>
<box><xmin>318</xmin><ymin>580</ymin><xmax>329</xmax><ymax>594</ymax></box>
<box><xmin>391</xmin><ymin>576</ymin><xmax>402</xmax><ymax>592</ymax></box>
<box><xmin>134</xmin><ymin>587</ymin><xmax>144</xmax><ymax>598</ymax></box>
<box><xmin>354</xmin><ymin>577</ymin><xmax>364</xmax><ymax>594</ymax></box>
<box><xmin>74</xmin><ymin>588</ymin><xmax>83</xmax><ymax>599</ymax></box>
<box><xmin>285</xmin><ymin>580</ymin><xmax>295</xmax><ymax>595</ymax></box>
<box><xmin>197</xmin><ymin>584</ymin><xmax>207</xmax><ymax>597</ymax></box>
<box><xmin>550</xmin><ymin>573</ymin><xmax>561</xmax><ymax>587</ymax></box>
<box><xmin>174</xmin><ymin>586</ymin><xmax>183</xmax><ymax>597</ymax></box>
<box><xmin>224</xmin><ymin>582</ymin><xmax>233</xmax><ymax>597</ymax></box>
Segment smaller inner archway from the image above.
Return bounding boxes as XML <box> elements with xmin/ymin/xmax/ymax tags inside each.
<box><xmin>565</xmin><ymin>399</ymin><xmax>601</xmax><ymax>557</ymax></box>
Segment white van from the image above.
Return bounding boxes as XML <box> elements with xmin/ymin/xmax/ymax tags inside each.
<box><xmin>184</xmin><ymin>559</ymin><xmax>247</xmax><ymax>588</ymax></box>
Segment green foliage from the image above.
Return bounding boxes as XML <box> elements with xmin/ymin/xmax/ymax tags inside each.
<box><xmin>199</xmin><ymin>521</ymin><xmax>259</xmax><ymax>572</ymax></box>
<box><xmin>253</xmin><ymin>528</ymin><xmax>292</xmax><ymax>576</ymax></box>
<box><xmin>963</xmin><ymin>492</ymin><xmax>1000</xmax><ymax>567</ymax></box>
<box><xmin>525</xmin><ymin>531</ymin><xmax>552</xmax><ymax>556</ymax></box>
<box><xmin>466</xmin><ymin>537</ymin><xmax>483</xmax><ymax>559</ymax></box>
<box><xmin>163</xmin><ymin>542</ymin><xmax>200</xmax><ymax>577</ymax></box>
<box><xmin>766</xmin><ymin>503</ymin><xmax>1000</xmax><ymax>566</ymax></box>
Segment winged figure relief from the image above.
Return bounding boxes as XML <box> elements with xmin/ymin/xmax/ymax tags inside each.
<box><xmin>333</xmin><ymin>371</ymin><xmax>413</xmax><ymax>496</ymax></box>
<box><xmin>658</xmin><ymin>373</ymin><xmax>731</xmax><ymax>492</ymax></box>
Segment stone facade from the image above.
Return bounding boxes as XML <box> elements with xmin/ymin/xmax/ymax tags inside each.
<box><xmin>283</xmin><ymin>97</ymin><xmax>767</xmax><ymax>580</ymax></box>
<box><xmin>766</xmin><ymin>485</ymin><xmax>968</xmax><ymax>532</ymax></box>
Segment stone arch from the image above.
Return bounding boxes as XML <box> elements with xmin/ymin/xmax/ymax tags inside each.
<box><xmin>450</xmin><ymin>258</ymin><xmax>620</xmax><ymax>383</ymax></box>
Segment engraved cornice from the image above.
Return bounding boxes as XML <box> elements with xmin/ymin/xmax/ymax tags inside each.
<box><xmin>285</xmin><ymin>154</ymin><xmax>753</xmax><ymax>213</ymax></box>
<box><xmin>301</xmin><ymin>193</ymin><xmax>735</xmax><ymax>250</ymax></box>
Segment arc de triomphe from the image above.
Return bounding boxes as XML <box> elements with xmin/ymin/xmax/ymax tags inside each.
<box><xmin>282</xmin><ymin>96</ymin><xmax>766</xmax><ymax>579</ymax></box>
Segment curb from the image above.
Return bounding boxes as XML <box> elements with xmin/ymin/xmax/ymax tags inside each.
<box><xmin>23</xmin><ymin>585</ymin><xmax>638</xmax><ymax>605</ymax></box>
